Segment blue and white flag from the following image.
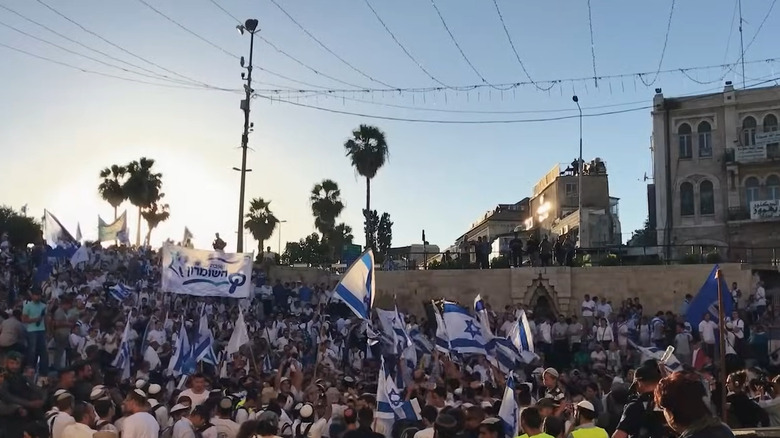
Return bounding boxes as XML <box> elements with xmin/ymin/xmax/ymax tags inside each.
<box><xmin>43</xmin><ymin>210</ymin><xmax>75</xmax><ymax>247</ymax></box>
<box><xmin>376</xmin><ymin>307</ymin><xmax>412</xmax><ymax>354</ymax></box>
<box><xmin>98</xmin><ymin>211</ymin><xmax>129</xmax><ymax>243</ymax></box>
<box><xmin>409</xmin><ymin>328</ymin><xmax>433</xmax><ymax>355</ymax></box>
<box><xmin>474</xmin><ymin>295</ymin><xmax>495</xmax><ymax>338</ymax></box>
<box><xmin>111</xmin><ymin>319</ymin><xmax>132</xmax><ymax>381</ymax></box>
<box><xmin>169</xmin><ymin>321</ymin><xmax>194</xmax><ymax>375</ymax></box>
<box><xmin>334</xmin><ymin>249</ymin><xmax>375</xmax><ymax>320</ymax></box>
<box><xmin>508</xmin><ymin>310</ymin><xmax>537</xmax><ymax>363</ymax></box>
<box><xmin>193</xmin><ymin>312</ymin><xmax>218</xmax><ymax>365</ymax></box>
<box><xmin>433</xmin><ymin>303</ymin><xmax>450</xmax><ymax>353</ymax></box>
<box><xmin>262</xmin><ymin>354</ymin><xmax>273</xmax><ymax>373</ymax></box>
<box><xmin>498</xmin><ymin>374</ymin><xmax>519</xmax><ymax>438</ymax></box>
<box><xmin>629</xmin><ymin>340</ymin><xmax>682</xmax><ymax>372</ymax></box>
<box><xmin>376</xmin><ymin>358</ymin><xmax>421</xmax><ymax>421</ymax></box>
<box><xmin>686</xmin><ymin>265</ymin><xmax>732</xmax><ymax>329</ymax></box>
<box><xmin>109</xmin><ymin>283</ymin><xmax>132</xmax><ymax>302</ymax></box>
<box><xmin>70</xmin><ymin>245</ymin><xmax>89</xmax><ymax>267</ymax></box>
<box><xmin>442</xmin><ymin>301</ymin><xmax>488</xmax><ymax>355</ymax></box>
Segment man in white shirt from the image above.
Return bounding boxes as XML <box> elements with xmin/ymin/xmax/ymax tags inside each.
<box><xmin>121</xmin><ymin>389</ymin><xmax>160</xmax><ymax>438</ymax></box>
<box><xmin>698</xmin><ymin>313</ymin><xmax>718</xmax><ymax>359</ymax></box>
<box><xmin>212</xmin><ymin>398</ymin><xmax>240</xmax><ymax>438</ymax></box>
<box><xmin>293</xmin><ymin>404</ymin><xmax>328</xmax><ymax>438</ymax></box>
<box><xmin>170</xmin><ymin>404</ymin><xmax>195</xmax><ymax>438</ymax></box>
<box><xmin>756</xmin><ymin>281</ymin><xmax>767</xmax><ymax>318</ymax></box>
<box><xmin>580</xmin><ymin>295</ymin><xmax>596</xmax><ymax>334</ymax></box>
<box><xmin>62</xmin><ymin>401</ymin><xmax>97</xmax><ymax>438</ymax></box>
<box><xmin>596</xmin><ymin>298</ymin><xmax>612</xmax><ymax>321</ymax></box>
<box><xmin>413</xmin><ymin>405</ymin><xmax>437</xmax><ymax>438</ymax></box>
<box><xmin>179</xmin><ymin>374</ymin><xmax>210</xmax><ymax>407</ymax></box>
<box><xmin>147</xmin><ymin>384</ymin><xmax>169</xmax><ymax>430</ymax></box>
<box><xmin>49</xmin><ymin>391</ymin><xmax>76</xmax><ymax>438</ymax></box>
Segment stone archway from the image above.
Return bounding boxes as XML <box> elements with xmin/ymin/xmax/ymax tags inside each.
<box><xmin>521</xmin><ymin>273</ymin><xmax>561</xmax><ymax>319</ymax></box>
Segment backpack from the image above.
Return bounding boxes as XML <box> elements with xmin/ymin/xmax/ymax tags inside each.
<box><xmin>95</xmin><ymin>420</ymin><xmax>111</xmax><ymax>431</ymax></box>
<box><xmin>295</xmin><ymin>423</ymin><xmax>314</xmax><ymax>438</ymax></box>
<box><xmin>280</xmin><ymin>422</ymin><xmax>293</xmax><ymax>438</ymax></box>
<box><xmin>392</xmin><ymin>419</ymin><xmax>421</xmax><ymax>438</ymax></box>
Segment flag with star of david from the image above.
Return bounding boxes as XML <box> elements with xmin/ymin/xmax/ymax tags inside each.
<box><xmin>442</xmin><ymin>301</ymin><xmax>488</xmax><ymax>355</ymax></box>
<box><xmin>376</xmin><ymin>358</ymin><xmax>421</xmax><ymax>421</ymax></box>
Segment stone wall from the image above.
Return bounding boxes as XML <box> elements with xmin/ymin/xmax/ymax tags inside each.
<box><xmin>268</xmin><ymin>263</ymin><xmax>755</xmax><ymax>317</ymax></box>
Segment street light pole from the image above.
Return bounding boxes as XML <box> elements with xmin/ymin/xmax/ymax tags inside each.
<box><xmin>573</xmin><ymin>95</ymin><xmax>584</xmax><ymax>248</ymax></box>
<box><xmin>277</xmin><ymin>219</ymin><xmax>287</xmax><ymax>255</ymax></box>
<box><xmin>236</xmin><ymin>19</ymin><xmax>259</xmax><ymax>253</ymax></box>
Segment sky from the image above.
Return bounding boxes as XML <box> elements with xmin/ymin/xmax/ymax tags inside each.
<box><xmin>1</xmin><ymin>0</ymin><xmax>779</xmax><ymax>254</ymax></box>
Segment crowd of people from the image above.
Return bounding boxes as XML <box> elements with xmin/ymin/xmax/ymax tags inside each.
<box><xmin>0</xmin><ymin>230</ymin><xmax>776</xmax><ymax>438</ymax></box>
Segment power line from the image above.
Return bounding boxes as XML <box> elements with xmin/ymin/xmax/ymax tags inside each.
<box><xmin>266</xmin><ymin>0</ymin><xmax>395</xmax><ymax>88</ymax></box>
<box><xmin>722</xmin><ymin>0</ymin><xmax>739</xmax><ymax>64</ymax></box>
<box><xmin>133</xmin><ymin>0</ymin><xmax>239</xmax><ymax>58</ymax></box>
<box><xmin>0</xmin><ymin>41</ymin><xmax>225</xmax><ymax>90</ymax></box>
<box><xmin>586</xmin><ymin>0</ymin><xmax>598</xmax><ymax>87</ymax></box>
<box><xmin>206</xmin><ymin>0</ymin><xmax>242</xmax><ymax>23</ymax></box>
<box><xmin>33</xmin><ymin>0</ymin><xmax>217</xmax><ymax>88</ymax></box>
<box><xmin>429</xmin><ymin>0</ymin><xmax>510</xmax><ymax>90</ymax></box>
<box><xmin>491</xmin><ymin>0</ymin><xmax>551</xmax><ymax>92</ymax></box>
<box><xmin>742</xmin><ymin>0</ymin><xmax>777</xmax><ymax>56</ymax></box>
<box><xmin>256</xmin><ymin>93</ymin><xmax>651</xmax><ymax>124</ymax></box>
<box><xmin>640</xmin><ymin>0</ymin><xmax>676</xmax><ymax>86</ymax></box>
<box><xmin>362</xmin><ymin>0</ymin><xmax>452</xmax><ymax>88</ymax></box>
<box><xmin>251</xmin><ymin>57</ymin><xmax>780</xmax><ymax>95</ymax></box>
<box><xmin>0</xmin><ymin>2</ymin><xmax>207</xmax><ymax>88</ymax></box>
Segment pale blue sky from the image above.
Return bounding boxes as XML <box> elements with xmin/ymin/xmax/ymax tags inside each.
<box><xmin>1</xmin><ymin>0</ymin><xmax>778</xmax><ymax>253</ymax></box>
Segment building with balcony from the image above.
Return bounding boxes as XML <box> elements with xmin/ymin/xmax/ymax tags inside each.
<box><xmin>453</xmin><ymin>199</ymin><xmax>531</xmax><ymax>260</ymax></box>
<box><xmin>525</xmin><ymin>162</ymin><xmax>621</xmax><ymax>247</ymax></box>
<box><xmin>651</xmin><ymin>83</ymin><xmax>780</xmax><ymax>262</ymax></box>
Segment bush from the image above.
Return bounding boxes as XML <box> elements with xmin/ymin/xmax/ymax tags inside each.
<box><xmin>680</xmin><ymin>254</ymin><xmax>701</xmax><ymax>264</ymax></box>
<box><xmin>491</xmin><ymin>255</ymin><xmax>510</xmax><ymax>269</ymax></box>
<box><xmin>599</xmin><ymin>253</ymin><xmax>621</xmax><ymax>266</ymax></box>
<box><xmin>705</xmin><ymin>252</ymin><xmax>722</xmax><ymax>263</ymax></box>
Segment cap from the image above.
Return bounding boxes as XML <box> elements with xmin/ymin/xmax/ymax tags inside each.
<box><xmin>634</xmin><ymin>362</ymin><xmax>662</xmax><ymax>383</ymax></box>
<box><xmin>5</xmin><ymin>351</ymin><xmax>23</xmax><ymax>361</ymax></box>
<box><xmin>90</xmin><ymin>386</ymin><xmax>108</xmax><ymax>401</ymax></box>
<box><xmin>543</xmin><ymin>367</ymin><xmax>559</xmax><ymax>379</ymax></box>
<box><xmin>170</xmin><ymin>404</ymin><xmax>189</xmax><ymax>414</ymax></box>
<box><xmin>299</xmin><ymin>404</ymin><xmax>314</xmax><ymax>419</ymax></box>
<box><xmin>148</xmin><ymin>384</ymin><xmax>162</xmax><ymax>396</ymax></box>
<box><xmin>576</xmin><ymin>400</ymin><xmax>595</xmax><ymax>412</ymax></box>
<box><xmin>134</xmin><ymin>379</ymin><xmax>147</xmax><ymax>389</ymax></box>
<box><xmin>133</xmin><ymin>389</ymin><xmax>147</xmax><ymax>399</ymax></box>
<box><xmin>53</xmin><ymin>389</ymin><xmax>73</xmax><ymax>401</ymax></box>
<box><xmin>536</xmin><ymin>398</ymin><xmax>558</xmax><ymax>408</ymax></box>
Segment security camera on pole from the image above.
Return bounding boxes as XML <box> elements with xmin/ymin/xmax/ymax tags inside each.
<box><xmin>235</xmin><ymin>19</ymin><xmax>259</xmax><ymax>253</ymax></box>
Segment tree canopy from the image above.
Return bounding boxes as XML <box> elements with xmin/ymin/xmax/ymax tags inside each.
<box><xmin>0</xmin><ymin>206</ymin><xmax>42</xmax><ymax>247</ymax></box>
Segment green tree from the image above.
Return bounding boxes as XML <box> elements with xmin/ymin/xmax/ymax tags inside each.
<box><xmin>362</xmin><ymin>209</ymin><xmax>379</xmax><ymax>251</ymax></box>
<box><xmin>310</xmin><ymin>179</ymin><xmax>345</xmax><ymax>234</ymax></box>
<box><xmin>628</xmin><ymin>217</ymin><xmax>657</xmax><ymax>247</ymax></box>
<box><xmin>122</xmin><ymin>158</ymin><xmax>162</xmax><ymax>246</ymax></box>
<box><xmin>281</xmin><ymin>233</ymin><xmax>330</xmax><ymax>265</ymax></box>
<box><xmin>98</xmin><ymin>165</ymin><xmax>127</xmax><ymax>220</ymax></box>
<box><xmin>244</xmin><ymin>197</ymin><xmax>279</xmax><ymax>254</ymax></box>
<box><xmin>377</xmin><ymin>212</ymin><xmax>393</xmax><ymax>255</ymax></box>
<box><xmin>0</xmin><ymin>206</ymin><xmax>42</xmax><ymax>247</ymax></box>
<box><xmin>329</xmin><ymin>222</ymin><xmax>354</xmax><ymax>263</ymax></box>
<box><xmin>344</xmin><ymin>125</ymin><xmax>389</xmax><ymax>247</ymax></box>
<box><xmin>141</xmin><ymin>195</ymin><xmax>170</xmax><ymax>246</ymax></box>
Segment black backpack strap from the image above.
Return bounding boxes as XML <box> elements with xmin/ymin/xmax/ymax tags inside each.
<box><xmin>296</xmin><ymin>423</ymin><xmax>314</xmax><ymax>438</ymax></box>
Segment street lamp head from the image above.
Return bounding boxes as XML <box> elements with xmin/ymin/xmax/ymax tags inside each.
<box><xmin>236</xmin><ymin>24</ymin><xmax>244</xmax><ymax>35</ymax></box>
<box><xmin>572</xmin><ymin>95</ymin><xmax>579</xmax><ymax>103</ymax></box>
<box><xmin>244</xmin><ymin>19</ymin><xmax>259</xmax><ymax>33</ymax></box>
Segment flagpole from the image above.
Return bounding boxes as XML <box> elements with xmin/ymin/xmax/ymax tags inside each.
<box><xmin>715</xmin><ymin>268</ymin><xmax>728</xmax><ymax>421</ymax></box>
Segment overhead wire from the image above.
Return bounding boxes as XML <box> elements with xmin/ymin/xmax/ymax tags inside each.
<box><xmin>639</xmin><ymin>0</ymin><xmax>676</xmax><ymax>86</ymax></box>
<box><xmin>429</xmin><ymin>0</ymin><xmax>511</xmax><ymax>91</ymax></box>
<box><xmin>491</xmin><ymin>0</ymin><xmax>552</xmax><ymax>92</ymax></box>
<box><xmin>266</xmin><ymin>0</ymin><xmax>396</xmax><ymax>88</ymax></box>
<box><xmin>32</xmin><ymin>0</ymin><xmax>221</xmax><ymax>88</ymax></box>
<box><xmin>362</xmin><ymin>0</ymin><xmax>452</xmax><ymax>89</ymax></box>
<box><xmin>741</xmin><ymin>0</ymin><xmax>777</xmax><ymax>57</ymax></box>
<box><xmin>722</xmin><ymin>0</ymin><xmax>740</xmax><ymax>64</ymax></box>
<box><xmin>585</xmin><ymin>0</ymin><xmax>598</xmax><ymax>87</ymax></box>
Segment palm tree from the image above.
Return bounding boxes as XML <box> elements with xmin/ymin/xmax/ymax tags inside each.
<box><xmin>310</xmin><ymin>179</ymin><xmax>345</xmax><ymax>236</ymax></box>
<box><xmin>244</xmin><ymin>197</ymin><xmax>279</xmax><ymax>254</ymax></box>
<box><xmin>141</xmin><ymin>197</ymin><xmax>170</xmax><ymax>246</ymax></box>
<box><xmin>98</xmin><ymin>165</ymin><xmax>127</xmax><ymax>219</ymax></box>
<box><xmin>344</xmin><ymin>124</ymin><xmax>388</xmax><ymax>247</ymax></box>
<box><xmin>329</xmin><ymin>222</ymin><xmax>354</xmax><ymax>262</ymax></box>
<box><xmin>122</xmin><ymin>157</ymin><xmax>162</xmax><ymax>246</ymax></box>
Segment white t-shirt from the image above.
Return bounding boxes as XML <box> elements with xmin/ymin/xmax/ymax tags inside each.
<box><xmin>180</xmin><ymin>388</ymin><xmax>210</xmax><ymax>407</ymax></box>
<box><xmin>123</xmin><ymin>412</ymin><xmax>160</xmax><ymax>438</ymax></box>
<box><xmin>51</xmin><ymin>412</ymin><xmax>76</xmax><ymax>438</ymax></box>
<box><xmin>212</xmin><ymin>418</ymin><xmax>241</xmax><ymax>438</ymax></box>
<box><xmin>581</xmin><ymin>300</ymin><xmax>596</xmax><ymax>317</ymax></box>
<box><xmin>756</xmin><ymin>287</ymin><xmax>767</xmax><ymax>306</ymax></box>
<box><xmin>698</xmin><ymin>320</ymin><xmax>717</xmax><ymax>344</ymax></box>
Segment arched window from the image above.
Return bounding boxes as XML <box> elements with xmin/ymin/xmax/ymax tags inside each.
<box><xmin>743</xmin><ymin>116</ymin><xmax>757</xmax><ymax>146</ymax></box>
<box><xmin>764</xmin><ymin>114</ymin><xmax>779</xmax><ymax>159</ymax></box>
<box><xmin>678</xmin><ymin>123</ymin><xmax>692</xmax><ymax>159</ymax></box>
<box><xmin>698</xmin><ymin>121</ymin><xmax>712</xmax><ymax>158</ymax></box>
<box><xmin>700</xmin><ymin>180</ymin><xmax>715</xmax><ymax>215</ymax></box>
<box><xmin>745</xmin><ymin>176</ymin><xmax>760</xmax><ymax>206</ymax></box>
<box><xmin>767</xmin><ymin>175</ymin><xmax>780</xmax><ymax>201</ymax></box>
<box><xmin>680</xmin><ymin>182</ymin><xmax>695</xmax><ymax>216</ymax></box>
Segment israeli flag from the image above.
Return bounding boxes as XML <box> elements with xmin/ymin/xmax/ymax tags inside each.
<box><xmin>334</xmin><ymin>249</ymin><xmax>375</xmax><ymax>320</ymax></box>
<box><xmin>193</xmin><ymin>313</ymin><xmax>218</xmax><ymax>365</ymax></box>
<box><xmin>433</xmin><ymin>303</ymin><xmax>450</xmax><ymax>353</ymax></box>
<box><xmin>629</xmin><ymin>340</ymin><xmax>682</xmax><ymax>372</ymax></box>
<box><xmin>43</xmin><ymin>210</ymin><xmax>75</xmax><ymax>247</ymax></box>
<box><xmin>262</xmin><ymin>354</ymin><xmax>273</xmax><ymax>373</ymax></box>
<box><xmin>376</xmin><ymin>306</ymin><xmax>413</xmax><ymax>354</ymax></box>
<box><xmin>409</xmin><ymin>328</ymin><xmax>433</xmax><ymax>355</ymax></box>
<box><xmin>498</xmin><ymin>374</ymin><xmax>519</xmax><ymax>438</ymax></box>
<box><xmin>169</xmin><ymin>321</ymin><xmax>194</xmax><ymax>375</ymax></box>
<box><xmin>474</xmin><ymin>295</ymin><xmax>495</xmax><ymax>338</ymax></box>
<box><xmin>377</xmin><ymin>358</ymin><xmax>421</xmax><ymax>421</ymax></box>
<box><xmin>442</xmin><ymin>301</ymin><xmax>488</xmax><ymax>355</ymax></box>
<box><xmin>508</xmin><ymin>310</ymin><xmax>538</xmax><ymax>363</ymax></box>
<box><xmin>109</xmin><ymin>283</ymin><xmax>132</xmax><ymax>302</ymax></box>
<box><xmin>111</xmin><ymin>320</ymin><xmax>132</xmax><ymax>381</ymax></box>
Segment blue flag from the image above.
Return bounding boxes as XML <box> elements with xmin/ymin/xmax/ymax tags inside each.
<box><xmin>686</xmin><ymin>265</ymin><xmax>732</xmax><ymax>329</ymax></box>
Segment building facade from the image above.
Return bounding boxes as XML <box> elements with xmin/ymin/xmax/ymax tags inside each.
<box><xmin>453</xmin><ymin>199</ymin><xmax>531</xmax><ymax>260</ymax></box>
<box><xmin>652</xmin><ymin>83</ymin><xmax>780</xmax><ymax>263</ymax></box>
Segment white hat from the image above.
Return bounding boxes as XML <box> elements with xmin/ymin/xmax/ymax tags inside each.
<box><xmin>576</xmin><ymin>400</ymin><xmax>595</xmax><ymax>412</ymax></box>
<box><xmin>148</xmin><ymin>384</ymin><xmax>162</xmax><ymax>395</ymax></box>
<box><xmin>135</xmin><ymin>379</ymin><xmax>147</xmax><ymax>389</ymax></box>
<box><xmin>299</xmin><ymin>404</ymin><xmax>314</xmax><ymax>419</ymax></box>
<box><xmin>54</xmin><ymin>389</ymin><xmax>73</xmax><ymax>401</ymax></box>
<box><xmin>170</xmin><ymin>404</ymin><xmax>189</xmax><ymax>414</ymax></box>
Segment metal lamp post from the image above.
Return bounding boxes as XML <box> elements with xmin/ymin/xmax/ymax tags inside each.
<box><xmin>573</xmin><ymin>95</ymin><xmax>584</xmax><ymax>248</ymax></box>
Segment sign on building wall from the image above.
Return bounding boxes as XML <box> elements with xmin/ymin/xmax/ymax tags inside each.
<box><xmin>750</xmin><ymin>200</ymin><xmax>780</xmax><ymax>220</ymax></box>
<box><xmin>736</xmin><ymin>131</ymin><xmax>780</xmax><ymax>162</ymax></box>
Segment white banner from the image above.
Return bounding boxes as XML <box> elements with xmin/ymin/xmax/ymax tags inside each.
<box><xmin>161</xmin><ymin>244</ymin><xmax>254</xmax><ymax>298</ymax></box>
<box><xmin>98</xmin><ymin>211</ymin><xmax>129</xmax><ymax>243</ymax></box>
